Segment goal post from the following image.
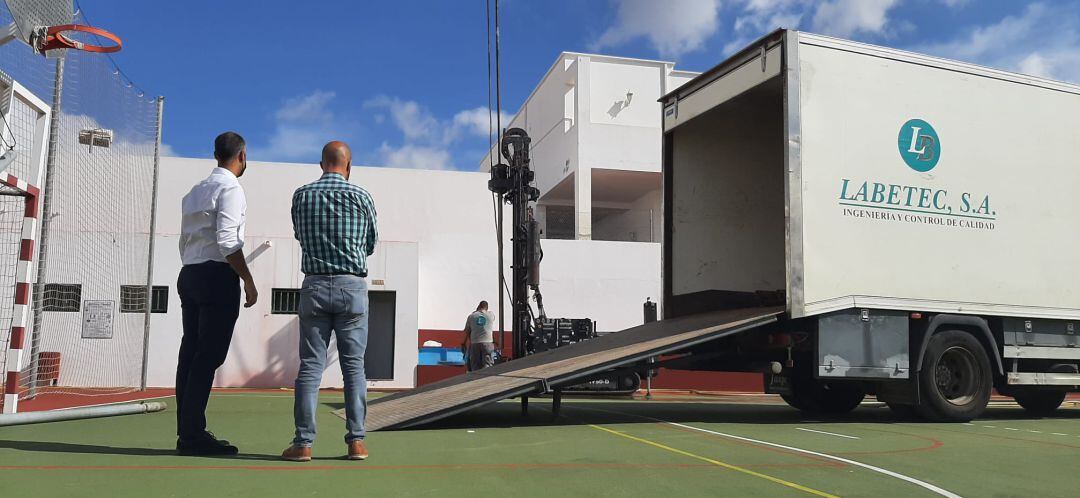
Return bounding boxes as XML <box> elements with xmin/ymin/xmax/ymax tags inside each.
<box><xmin>0</xmin><ymin>1</ymin><xmax>164</xmax><ymax>416</ymax></box>
<box><xmin>0</xmin><ymin>77</ymin><xmax>48</xmax><ymax>414</ymax></box>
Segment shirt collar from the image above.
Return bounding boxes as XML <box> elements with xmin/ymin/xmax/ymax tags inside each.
<box><xmin>212</xmin><ymin>167</ymin><xmax>239</xmax><ymax>181</ymax></box>
<box><xmin>321</xmin><ymin>172</ymin><xmax>346</xmax><ymax>181</ymax></box>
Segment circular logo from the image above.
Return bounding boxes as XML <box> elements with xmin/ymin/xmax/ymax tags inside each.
<box><xmin>475</xmin><ymin>315</ymin><xmax>487</xmax><ymax>327</ymax></box>
<box><xmin>897</xmin><ymin>118</ymin><xmax>941</xmax><ymax>172</ymax></box>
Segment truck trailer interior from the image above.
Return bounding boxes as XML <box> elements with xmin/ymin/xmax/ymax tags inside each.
<box><xmin>665</xmin><ymin>75</ymin><xmax>786</xmax><ymax>319</ymax></box>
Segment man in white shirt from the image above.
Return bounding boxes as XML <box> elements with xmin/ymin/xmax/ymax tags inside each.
<box><xmin>463</xmin><ymin>300</ymin><xmax>496</xmax><ymax>371</ymax></box>
<box><xmin>175</xmin><ymin>131</ymin><xmax>258</xmax><ymax>456</ymax></box>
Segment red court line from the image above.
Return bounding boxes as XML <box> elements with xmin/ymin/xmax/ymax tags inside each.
<box><xmin>930</xmin><ymin>426</ymin><xmax>1080</xmax><ymax>450</ymax></box>
<box><xmin>836</xmin><ymin>428</ymin><xmax>943</xmax><ymax>456</ymax></box>
<box><xmin>15</xmin><ymin>389</ymin><xmax>175</xmax><ymax>412</ymax></box>
<box><xmin>660</xmin><ymin>423</ymin><xmax>847</xmax><ymax>468</ymax></box>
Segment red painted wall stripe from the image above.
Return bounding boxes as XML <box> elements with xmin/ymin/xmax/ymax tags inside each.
<box><xmin>14</xmin><ymin>282</ymin><xmax>29</xmax><ymax>305</ymax></box>
<box><xmin>4</xmin><ymin>372</ymin><xmax>18</xmax><ymax>394</ymax></box>
<box><xmin>9</xmin><ymin>326</ymin><xmax>24</xmax><ymax>349</ymax></box>
<box><xmin>1</xmin><ymin>174</ymin><xmax>17</xmax><ymax>188</ymax></box>
<box><xmin>19</xmin><ymin>239</ymin><xmax>33</xmax><ymax>261</ymax></box>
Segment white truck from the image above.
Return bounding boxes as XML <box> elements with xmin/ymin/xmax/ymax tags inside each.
<box><xmin>660</xmin><ymin>29</ymin><xmax>1080</xmax><ymax>422</ymax></box>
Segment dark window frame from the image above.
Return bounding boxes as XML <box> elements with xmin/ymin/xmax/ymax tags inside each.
<box><xmin>119</xmin><ymin>285</ymin><xmax>170</xmax><ymax>314</ymax></box>
<box><xmin>43</xmin><ymin>283</ymin><xmax>82</xmax><ymax>312</ymax></box>
<box><xmin>271</xmin><ymin>288</ymin><xmax>301</xmax><ymax>315</ymax></box>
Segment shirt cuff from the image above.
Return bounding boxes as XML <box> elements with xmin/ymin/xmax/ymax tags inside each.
<box><xmin>218</xmin><ymin>239</ymin><xmax>245</xmax><ymax>258</ymax></box>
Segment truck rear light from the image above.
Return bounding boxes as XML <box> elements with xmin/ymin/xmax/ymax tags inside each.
<box><xmin>911</xmin><ymin>313</ymin><xmax>923</xmax><ymax>320</ymax></box>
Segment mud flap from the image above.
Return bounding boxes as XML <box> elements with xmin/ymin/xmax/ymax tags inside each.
<box><xmin>764</xmin><ymin>372</ymin><xmax>792</xmax><ymax>395</ymax></box>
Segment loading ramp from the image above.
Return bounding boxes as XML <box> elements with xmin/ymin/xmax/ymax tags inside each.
<box><xmin>367</xmin><ymin>306</ymin><xmax>783</xmax><ymax>431</ymax></box>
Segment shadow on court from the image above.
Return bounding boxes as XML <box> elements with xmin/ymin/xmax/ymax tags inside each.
<box><xmin>335</xmin><ymin>397</ymin><xmax>1080</xmax><ymax>432</ymax></box>
<box><xmin>0</xmin><ymin>439</ymin><xmax>177</xmax><ymax>457</ymax></box>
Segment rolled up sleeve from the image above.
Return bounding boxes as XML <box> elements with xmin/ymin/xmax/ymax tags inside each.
<box><xmin>364</xmin><ymin>196</ymin><xmax>378</xmax><ymax>257</ymax></box>
<box><xmin>216</xmin><ymin>185</ymin><xmax>245</xmax><ymax>257</ymax></box>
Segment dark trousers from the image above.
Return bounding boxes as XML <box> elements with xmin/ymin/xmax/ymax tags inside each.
<box><xmin>176</xmin><ymin>261</ymin><xmax>240</xmax><ymax>440</ymax></box>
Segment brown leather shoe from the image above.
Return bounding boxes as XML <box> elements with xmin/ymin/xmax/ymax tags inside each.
<box><xmin>281</xmin><ymin>445</ymin><xmax>312</xmax><ymax>462</ymax></box>
<box><xmin>347</xmin><ymin>440</ymin><xmax>368</xmax><ymax>460</ymax></box>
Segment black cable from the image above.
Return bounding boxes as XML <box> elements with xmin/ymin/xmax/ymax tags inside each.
<box><xmin>72</xmin><ymin>0</ymin><xmax>150</xmax><ymax>98</ymax></box>
<box><xmin>485</xmin><ymin>0</ymin><xmax>494</xmax><ymax>172</ymax></box>
<box><xmin>494</xmin><ymin>0</ymin><xmax>502</xmax><ymax>144</ymax></box>
<box><xmin>0</xmin><ymin>110</ymin><xmax>14</xmax><ymax>150</ymax></box>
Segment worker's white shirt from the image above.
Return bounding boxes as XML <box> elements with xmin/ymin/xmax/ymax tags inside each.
<box><xmin>179</xmin><ymin>167</ymin><xmax>246</xmax><ymax>265</ymax></box>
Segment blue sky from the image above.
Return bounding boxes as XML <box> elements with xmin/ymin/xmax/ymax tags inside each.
<box><xmin>84</xmin><ymin>0</ymin><xmax>1080</xmax><ymax>170</ymax></box>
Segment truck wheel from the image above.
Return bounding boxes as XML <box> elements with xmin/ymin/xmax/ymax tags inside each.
<box><xmin>916</xmin><ymin>330</ymin><xmax>992</xmax><ymax>422</ymax></box>
<box><xmin>1013</xmin><ymin>390</ymin><xmax>1066</xmax><ymax>416</ymax></box>
<box><xmin>781</xmin><ymin>378</ymin><xmax>864</xmax><ymax>415</ymax></box>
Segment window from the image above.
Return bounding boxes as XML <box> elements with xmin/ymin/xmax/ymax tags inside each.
<box><xmin>271</xmin><ymin>288</ymin><xmax>301</xmax><ymax>315</ymax></box>
<box><xmin>43</xmin><ymin>284</ymin><xmax>81</xmax><ymax>312</ymax></box>
<box><xmin>120</xmin><ymin>285</ymin><xmax>169</xmax><ymax>313</ymax></box>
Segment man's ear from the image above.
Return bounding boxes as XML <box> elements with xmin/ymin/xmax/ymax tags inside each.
<box><xmin>238</xmin><ymin>149</ymin><xmax>247</xmax><ymax>164</ymax></box>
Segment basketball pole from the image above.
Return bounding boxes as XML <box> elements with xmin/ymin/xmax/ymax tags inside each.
<box><xmin>140</xmin><ymin>96</ymin><xmax>164</xmax><ymax>391</ymax></box>
<box><xmin>26</xmin><ymin>57</ymin><xmax>64</xmax><ymax>402</ymax></box>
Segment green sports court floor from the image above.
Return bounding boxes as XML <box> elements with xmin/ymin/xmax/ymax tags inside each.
<box><xmin>2</xmin><ymin>391</ymin><xmax>1079</xmax><ymax>497</ymax></box>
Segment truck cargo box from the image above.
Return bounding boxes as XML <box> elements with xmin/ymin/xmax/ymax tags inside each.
<box><xmin>661</xmin><ymin>30</ymin><xmax>1080</xmax><ymax>321</ymax></box>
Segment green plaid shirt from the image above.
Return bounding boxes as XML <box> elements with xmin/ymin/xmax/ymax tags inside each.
<box><xmin>291</xmin><ymin>173</ymin><xmax>378</xmax><ymax>276</ymax></box>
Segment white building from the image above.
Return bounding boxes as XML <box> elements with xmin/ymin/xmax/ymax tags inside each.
<box><xmin>34</xmin><ymin>52</ymin><xmax>696</xmax><ymax>392</ymax></box>
<box><xmin>142</xmin><ymin>158</ymin><xmax>662</xmax><ymax>390</ymax></box>
<box><xmin>482</xmin><ymin>52</ymin><xmax>698</xmax><ymax>243</ymax></box>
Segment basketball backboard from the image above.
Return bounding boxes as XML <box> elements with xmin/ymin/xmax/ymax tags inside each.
<box><xmin>1</xmin><ymin>0</ymin><xmax>73</xmax><ymax>48</ymax></box>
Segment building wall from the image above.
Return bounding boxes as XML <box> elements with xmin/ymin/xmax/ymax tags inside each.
<box><xmin>482</xmin><ymin>52</ymin><xmax>698</xmax><ymax>242</ymax></box>
<box><xmin>141</xmin><ymin>157</ymin><xmax>661</xmax><ymax>389</ymax></box>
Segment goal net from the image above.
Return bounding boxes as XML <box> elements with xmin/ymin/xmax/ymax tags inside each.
<box><xmin>0</xmin><ymin>2</ymin><xmax>162</xmax><ymax>413</ymax></box>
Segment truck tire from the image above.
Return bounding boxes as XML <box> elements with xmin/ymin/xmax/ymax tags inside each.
<box><xmin>1013</xmin><ymin>390</ymin><xmax>1066</xmax><ymax>416</ymax></box>
<box><xmin>781</xmin><ymin>377</ymin><xmax>865</xmax><ymax>415</ymax></box>
<box><xmin>916</xmin><ymin>330</ymin><xmax>992</xmax><ymax>422</ymax></box>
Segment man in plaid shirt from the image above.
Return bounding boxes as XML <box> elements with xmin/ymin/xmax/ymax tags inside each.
<box><xmin>282</xmin><ymin>141</ymin><xmax>378</xmax><ymax>463</ymax></box>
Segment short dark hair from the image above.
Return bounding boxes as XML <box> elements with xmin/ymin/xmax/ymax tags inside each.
<box><xmin>214</xmin><ymin>131</ymin><xmax>246</xmax><ymax>162</ymax></box>
<box><xmin>478</xmin><ymin>300</ymin><xmax>489</xmax><ymax>310</ymax></box>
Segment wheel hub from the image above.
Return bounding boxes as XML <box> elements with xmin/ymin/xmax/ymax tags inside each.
<box><xmin>933</xmin><ymin>346</ymin><xmax>980</xmax><ymax>406</ymax></box>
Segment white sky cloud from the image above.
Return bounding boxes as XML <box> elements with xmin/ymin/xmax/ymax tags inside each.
<box><xmin>810</xmin><ymin>0</ymin><xmax>901</xmax><ymax>38</ymax></box>
<box><xmin>591</xmin><ymin>0</ymin><xmax>722</xmax><ymax>58</ymax></box>
<box><xmin>917</xmin><ymin>3</ymin><xmax>1080</xmax><ymax>83</ymax></box>
<box><xmin>725</xmin><ymin>0</ymin><xmax>900</xmax><ymax>53</ymax></box>
<box><xmin>365</xmin><ymin>96</ymin><xmax>508</xmax><ymax>170</ymax></box>
<box><xmin>378</xmin><ymin>143</ymin><xmax>452</xmax><ymax>170</ymax></box>
<box><xmin>248</xmin><ymin>90</ymin><xmax>344</xmax><ymax>163</ymax></box>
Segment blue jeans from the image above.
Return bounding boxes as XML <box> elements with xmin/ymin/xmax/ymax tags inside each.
<box><xmin>293</xmin><ymin>274</ymin><xmax>368</xmax><ymax>446</ymax></box>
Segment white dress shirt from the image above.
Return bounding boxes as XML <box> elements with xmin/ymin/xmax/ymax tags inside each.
<box><xmin>179</xmin><ymin>167</ymin><xmax>246</xmax><ymax>265</ymax></box>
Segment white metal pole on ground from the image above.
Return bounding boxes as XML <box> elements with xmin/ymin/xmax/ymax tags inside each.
<box><xmin>140</xmin><ymin>96</ymin><xmax>164</xmax><ymax>391</ymax></box>
<box><xmin>26</xmin><ymin>57</ymin><xmax>64</xmax><ymax>403</ymax></box>
<box><xmin>0</xmin><ymin>401</ymin><xmax>167</xmax><ymax>427</ymax></box>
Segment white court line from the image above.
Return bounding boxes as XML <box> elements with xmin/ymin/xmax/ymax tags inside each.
<box><xmin>796</xmin><ymin>427</ymin><xmax>860</xmax><ymax>440</ymax></box>
<box><xmin>1051</xmin><ymin>433</ymin><xmax>1068</xmax><ymax>436</ymax></box>
<box><xmin>565</xmin><ymin>405</ymin><xmax>962</xmax><ymax>498</ymax></box>
<box><xmin>1004</xmin><ymin>428</ymin><xmax>1019</xmax><ymax>431</ymax></box>
<box><xmin>669</xmin><ymin>422</ymin><xmax>962</xmax><ymax>498</ymax></box>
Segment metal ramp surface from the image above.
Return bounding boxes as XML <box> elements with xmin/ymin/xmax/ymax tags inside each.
<box><xmin>367</xmin><ymin>306</ymin><xmax>783</xmax><ymax>431</ymax></box>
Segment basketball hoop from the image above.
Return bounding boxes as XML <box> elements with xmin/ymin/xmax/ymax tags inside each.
<box><xmin>31</xmin><ymin>24</ymin><xmax>122</xmax><ymax>55</ymax></box>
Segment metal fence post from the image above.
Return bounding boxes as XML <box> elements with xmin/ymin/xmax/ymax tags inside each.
<box><xmin>26</xmin><ymin>57</ymin><xmax>64</xmax><ymax>399</ymax></box>
<box><xmin>140</xmin><ymin>95</ymin><xmax>164</xmax><ymax>391</ymax></box>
